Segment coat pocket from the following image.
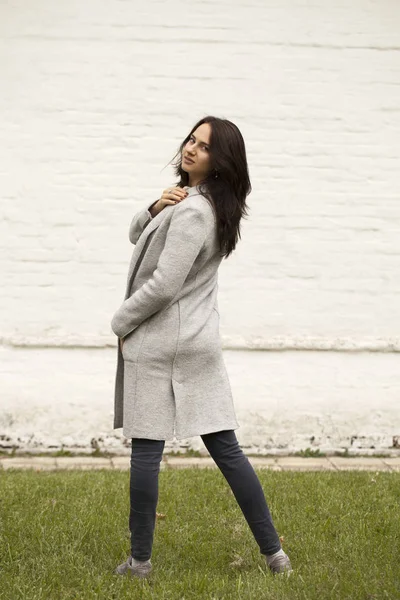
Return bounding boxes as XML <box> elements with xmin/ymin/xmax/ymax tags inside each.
<box><xmin>122</xmin><ymin>320</ymin><xmax>150</xmax><ymax>363</ymax></box>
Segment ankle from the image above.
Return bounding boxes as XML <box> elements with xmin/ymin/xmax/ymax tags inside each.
<box><xmin>131</xmin><ymin>556</ymin><xmax>151</xmax><ymax>565</ymax></box>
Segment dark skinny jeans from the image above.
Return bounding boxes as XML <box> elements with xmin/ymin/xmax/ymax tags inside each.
<box><xmin>129</xmin><ymin>429</ymin><xmax>282</xmax><ymax>561</ymax></box>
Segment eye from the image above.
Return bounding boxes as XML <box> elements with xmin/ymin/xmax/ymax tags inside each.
<box><xmin>189</xmin><ymin>136</ymin><xmax>209</xmax><ymax>151</ymax></box>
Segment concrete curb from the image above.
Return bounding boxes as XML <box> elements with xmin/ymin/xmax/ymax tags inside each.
<box><xmin>0</xmin><ymin>456</ymin><xmax>399</xmax><ymax>472</ymax></box>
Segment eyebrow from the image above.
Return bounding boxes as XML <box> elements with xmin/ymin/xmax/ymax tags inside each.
<box><xmin>191</xmin><ymin>134</ymin><xmax>209</xmax><ymax>146</ymax></box>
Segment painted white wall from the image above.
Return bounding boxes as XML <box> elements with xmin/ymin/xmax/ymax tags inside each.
<box><xmin>1</xmin><ymin>346</ymin><xmax>399</xmax><ymax>454</ymax></box>
<box><xmin>1</xmin><ymin>0</ymin><xmax>399</xmax><ymax>453</ymax></box>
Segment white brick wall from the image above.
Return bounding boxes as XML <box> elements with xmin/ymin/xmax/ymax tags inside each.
<box><xmin>1</xmin><ymin>1</ymin><xmax>399</xmax><ymax>452</ymax></box>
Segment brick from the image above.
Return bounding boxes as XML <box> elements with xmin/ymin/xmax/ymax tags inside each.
<box><xmin>381</xmin><ymin>458</ymin><xmax>400</xmax><ymax>471</ymax></box>
<box><xmin>277</xmin><ymin>457</ymin><xmax>335</xmax><ymax>471</ymax></box>
<box><xmin>328</xmin><ymin>458</ymin><xmax>390</xmax><ymax>471</ymax></box>
<box><xmin>165</xmin><ymin>457</ymin><xmax>217</xmax><ymax>469</ymax></box>
<box><xmin>1</xmin><ymin>457</ymin><xmax>57</xmax><ymax>470</ymax></box>
<box><xmin>54</xmin><ymin>457</ymin><xmax>112</xmax><ymax>470</ymax></box>
<box><xmin>110</xmin><ymin>456</ymin><xmax>130</xmax><ymax>470</ymax></box>
<box><xmin>247</xmin><ymin>457</ymin><xmax>281</xmax><ymax>470</ymax></box>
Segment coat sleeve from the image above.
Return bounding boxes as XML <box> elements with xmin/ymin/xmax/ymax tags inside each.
<box><xmin>111</xmin><ymin>203</ymin><xmax>207</xmax><ymax>339</ymax></box>
<box><xmin>128</xmin><ymin>199</ymin><xmax>159</xmax><ymax>244</ymax></box>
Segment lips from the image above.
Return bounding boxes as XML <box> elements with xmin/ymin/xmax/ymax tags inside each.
<box><xmin>184</xmin><ymin>156</ymin><xmax>195</xmax><ymax>164</ymax></box>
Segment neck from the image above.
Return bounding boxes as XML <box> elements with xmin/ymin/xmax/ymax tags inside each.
<box><xmin>190</xmin><ymin>177</ymin><xmax>204</xmax><ymax>187</ymax></box>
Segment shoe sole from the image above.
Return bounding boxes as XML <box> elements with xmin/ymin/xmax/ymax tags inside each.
<box><xmin>114</xmin><ymin>564</ymin><xmax>152</xmax><ymax>578</ymax></box>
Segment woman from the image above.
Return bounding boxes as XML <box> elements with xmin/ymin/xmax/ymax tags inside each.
<box><xmin>111</xmin><ymin>116</ymin><xmax>293</xmax><ymax>578</ymax></box>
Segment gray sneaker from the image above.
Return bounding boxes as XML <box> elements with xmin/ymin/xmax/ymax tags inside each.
<box><xmin>265</xmin><ymin>550</ymin><xmax>293</xmax><ymax>575</ymax></box>
<box><xmin>114</xmin><ymin>555</ymin><xmax>152</xmax><ymax>579</ymax></box>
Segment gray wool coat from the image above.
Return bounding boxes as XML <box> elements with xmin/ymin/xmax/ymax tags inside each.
<box><xmin>110</xmin><ymin>185</ymin><xmax>240</xmax><ymax>441</ymax></box>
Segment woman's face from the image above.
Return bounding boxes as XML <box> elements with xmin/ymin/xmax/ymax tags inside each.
<box><xmin>181</xmin><ymin>123</ymin><xmax>212</xmax><ymax>185</ymax></box>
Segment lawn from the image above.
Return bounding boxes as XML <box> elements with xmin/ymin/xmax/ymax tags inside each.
<box><xmin>0</xmin><ymin>467</ymin><xmax>399</xmax><ymax>599</ymax></box>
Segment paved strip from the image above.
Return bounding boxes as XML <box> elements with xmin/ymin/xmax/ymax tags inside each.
<box><xmin>0</xmin><ymin>456</ymin><xmax>399</xmax><ymax>471</ymax></box>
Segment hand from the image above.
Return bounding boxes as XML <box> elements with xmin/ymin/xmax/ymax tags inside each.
<box><xmin>152</xmin><ymin>186</ymin><xmax>188</xmax><ymax>216</ymax></box>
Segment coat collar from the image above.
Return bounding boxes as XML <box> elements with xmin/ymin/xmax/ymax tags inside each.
<box><xmin>140</xmin><ymin>186</ymin><xmax>202</xmax><ymax>248</ymax></box>
<box><xmin>184</xmin><ymin>185</ymin><xmax>202</xmax><ymax>197</ymax></box>
<box><xmin>125</xmin><ymin>185</ymin><xmax>204</xmax><ymax>296</ymax></box>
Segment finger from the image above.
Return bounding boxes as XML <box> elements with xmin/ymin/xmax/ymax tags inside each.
<box><xmin>173</xmin><ymin>186</ymin><xmax>188</xmax><ymax>196</ymax></box>
<box><xmin>169</xmin><ymin>192</ymin><xmax>184</xmax><ymax>201</ymax></box>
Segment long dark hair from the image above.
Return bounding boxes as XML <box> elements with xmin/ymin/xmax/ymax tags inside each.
<box><xmin>167</xmin><ymin>116</ymin><xmax>251</xmax><ymax>259</ymax></box>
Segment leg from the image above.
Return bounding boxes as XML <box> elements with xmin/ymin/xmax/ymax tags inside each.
<box><xmin>129</xmin><ymin>437</ymin><xmax>165</xmax><ymax>561</ymax></box>
<box><xmin>201</xmin><ymin>429</ymin><xmax>282</xmax><ymax>556</ymax></box>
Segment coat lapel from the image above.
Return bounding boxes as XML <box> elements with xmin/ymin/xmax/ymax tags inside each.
<box><xmin>124</xmin><ymin>189</ymin><xmax>202</xmax><ymax>299</ymax></box>
<box><xmin>124</xmin><ymin>206</ymin><xmax>171</xmax><ymax>299</ymax></box>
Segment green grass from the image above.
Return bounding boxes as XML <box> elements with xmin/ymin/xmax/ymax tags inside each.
<box><xmin>0</xmin><ymin>468</ymin><xmax>399</xmax><ymax>599</ymax></box>
<box><xmin>1</xmin><ymin>447</ymin><xmax>398</xmax><ymax>458</ymax></box>
<box><xmin>294</xmin><ymin>448</ymin><xmax>326</xmax><ymax>458</ymax></box>
<box><xmin>163</xmin><ymin>448</ymin><xmax>203</xmax><ymax>458</ymax></box>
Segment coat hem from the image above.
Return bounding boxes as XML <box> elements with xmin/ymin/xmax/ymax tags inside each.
<box><xmin>114</xmin><ymin>422</ymin><xmax>240</xmax><ymax>442</ymax></box>
<box><xmin>175</xmin><ymin>422</ymin><xmax>240</xmax><ymax>440</ymax></box>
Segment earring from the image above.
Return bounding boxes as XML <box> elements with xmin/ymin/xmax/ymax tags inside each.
<box><xmin>214</xmin><ymin>170</ymin><xmax>219</xmax><ymax>179</ymax></box>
